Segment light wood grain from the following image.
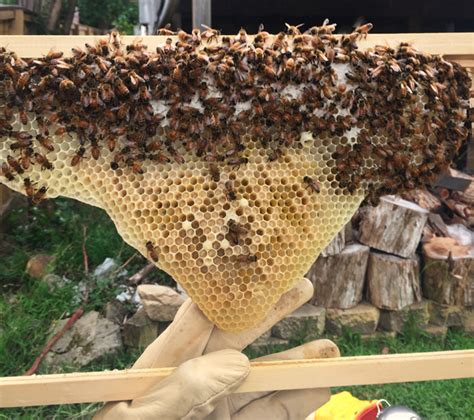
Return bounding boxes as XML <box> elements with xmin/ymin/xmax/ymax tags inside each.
<box><xmin>0</xmin><ymin>350</ymin><xmax>472</xmax><ymax>408</ymax></box>
<box><xmin>0</xmin><ymin>33</ymin><xmax>471</xmax><ymax>62</ymax></box>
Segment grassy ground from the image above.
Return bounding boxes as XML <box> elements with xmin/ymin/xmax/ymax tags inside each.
<box><xmin>0</xmin><ymin>198</ymin><xmax>473</xmax><ymax>419</ymax></box>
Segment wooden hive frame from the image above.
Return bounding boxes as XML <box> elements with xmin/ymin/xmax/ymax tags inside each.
<box><xmin>0</xmin><ymin>33</ymin><xmax>473</xmax><ymax>408</ymax></box>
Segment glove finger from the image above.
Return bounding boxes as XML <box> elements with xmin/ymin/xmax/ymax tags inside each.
<box><xmin>131</xmin><ymin>350</ymin><xmax>249</xmax><ymax>420</ymax></box>
<box><xmin>232</xmin><ymin>388</ymin><xmax>331</xmax><ymax>420</ymax></box>
<box><xmin>133</xmin><ymin>298</ymin><xmax>214</xmax><ymax>369</ymax></box>
<box><xmin>229</xmin><ymin>339</ymin><xmax>339</xmax><ymax>415</ymax></box>
<box><xmin>254</xmin><ymin>339</ymin><xmax>340</xmax><ymax>361</ymax></box>
<box><xmin>204</xmin><ymin>277</ymin><xmax>314</xmax><ymax>354</ymax></box>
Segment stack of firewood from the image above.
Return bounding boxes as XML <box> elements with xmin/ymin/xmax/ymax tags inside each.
<box><xmin>306</xmin><ymin>168</ymin><xmax>473</xmax><ymax>333</ymax></box>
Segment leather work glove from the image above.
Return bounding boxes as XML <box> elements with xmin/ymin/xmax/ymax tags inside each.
<box><xmin>94</xmin><ymin>278</ymin><xmax>340</xmax><ymax>419</ymax></box>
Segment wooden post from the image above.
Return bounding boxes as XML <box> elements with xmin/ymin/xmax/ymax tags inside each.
<box><xmin>11</xmin><ymin>8</ymin><xmax>24</xmax><ymax>35</ymax></box>
<box><xmin>0</xmin><ymin>350</ymin><xmax>472</xmax><ymax>408</ymax></box>
<box><xmin>192</xmin><ymin>0</ymin><xmax>211</xmax><ymax>30</ymax></box>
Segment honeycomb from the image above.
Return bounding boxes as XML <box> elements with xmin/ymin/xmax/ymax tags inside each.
<box><xmin>0</xmin><ymin>25</ymin><xmax>470</xmax><ymax>331</ymax></box>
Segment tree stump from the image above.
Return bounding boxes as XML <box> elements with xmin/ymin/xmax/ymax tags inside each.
<box><xmin>422</xmin><ymin>237</ymin><xmax>474</xmax><ymax>306</ymax></box>
<box><xmin>307</xmin><ymin>244</ymin><xmax>370</xmax><ymax>309</ymax></box>
<box><xmin>367</xmin><ymin>251</ymin><xmax>421</xmax><ymax>310</ymax></box>
<box><xmin>358</xmin><ymin>195</ymin><xmax>429</xmax><ymax>257</ymax></box>
<box><xmin>321</xmin><ymin>227</ymin><xmax>345</xmax><ymax>257</ymax></box>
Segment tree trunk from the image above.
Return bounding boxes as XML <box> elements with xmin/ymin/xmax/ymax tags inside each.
<box><xmin>358</xmin><ymin>195</ymin><xmax>428</xmax><ymax>258</ymax></box>
<box><xmin>62</xmin><ymin>0</ymin><xmax>78</xmax><ymax>35</ymax></box>
<box><xmin>307</xmin><ymin>244</ymin><xmax>370</xmax><ymax>309</ymax></box>
<box><xmin>47</xmin><ymin>0</ymin><xmax>63</xmax><ymax>32</ymax></box>
<box><xmin>367</xmin><ymin>251</ymin><xmax>421</xmax><ymax>310</ymax></box>
<box><xmin>422</xmin><ymin>237</ymin><xmax>474</xmax><ymax>306</ymax></box>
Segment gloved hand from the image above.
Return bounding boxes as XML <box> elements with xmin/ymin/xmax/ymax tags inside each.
<box><xmin>94</xmin><ymin>278</ymin><xmax>339</xmax><ymax>419</ymax></box>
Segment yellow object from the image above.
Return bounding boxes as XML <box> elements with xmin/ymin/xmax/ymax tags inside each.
<box><xmin>313</xmin><ymin>391</ymin><xmax>379</xmax><ymax>420</ymax></box>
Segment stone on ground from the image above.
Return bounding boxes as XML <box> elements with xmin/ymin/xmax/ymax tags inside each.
<box><xmin>430</xmin><ymin>303</ymin><xmax>465</xmax><ymax>327</ymax></box>
<box><xmin>44</xmin><ymin>311</ymin><xmax>122</xmax><ymax>369</ymax></box>
<box><xmin>123</xmin><ymin>307</ymin><xmax>168</xmax><ymax>348</ymax></box>
<box><xmin>137</xmin><ymin>284</ymin><xmax>185</xmax><ymax>322</ymax></box>
<box><xmin>379</xmin><ymin>300</ymin><xmax>430</xmax><ymax>332</ymax></box>
<box><xmin>272</xmin><ymin>304</ymin><xmax>326</xmax><ymax>340</ymax></box>
<box><xmin>105</xmin><ymin>300</ymin><xmax>129</xmax><ymax>325</ymax></box>
<box><xmin>326</xmin><ymin>303</ymin><xmax>380</xmax><ymax>334</ymax></box>
<box><xmin>247</xmin><ymin>336</ymin><xmax>289</xmax><ymax>353</ymax></box>
<box><xmin>421</xmin><ymin>324</ymin><xmax>448</xmax><ymax>339</ymax></box>
<box><xmin>26</xmin><ymin>254</ymin><xmax>53</xmax><ymax>278</ymax></box>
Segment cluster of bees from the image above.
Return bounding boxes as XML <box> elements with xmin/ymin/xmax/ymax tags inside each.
<box><xmin>0</xmin><ymin>22</ymin><xmax>470</xmax><ymax>211</ymax></box>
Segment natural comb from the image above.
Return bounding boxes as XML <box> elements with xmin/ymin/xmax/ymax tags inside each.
<box><xmin>0</xmin><ymin>23</ymin><xmax>470</xmax><ymax>330</ymax></box>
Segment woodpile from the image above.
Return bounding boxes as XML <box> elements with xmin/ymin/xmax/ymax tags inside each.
<box><xmin>306</xmin><ymin>169</ymin><xmax>474</xmax><ymax>335</ymax></box>
<box><xmin>307</xmin><ymin>243</ymin><xmax>369</xmax><ymax>309</ymax></box>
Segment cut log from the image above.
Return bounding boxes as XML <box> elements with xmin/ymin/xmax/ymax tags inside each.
<box><xmin>449</xmin><ymin>169</ymin><xmax>474</xmax><ymax>206</ymax></box>
<box><xmin>367</xmin><ymin>251</ymin><xmax>421</xmax><ymax>310</ymax></box>
<box><xmin>321</xmin><ymin>227</ymin><xmax>345</xmax><ymax>257</ymax></box>
<box><xmin>427</xmin><ymin>214</ymin><xmax>450</xmax><ymax>237</ymax></box>
<box><xmin>358</xmin><ymin>195</ymin><xmax>429</xmax><ymax>258</ymax></box>
<box><xmin>422</xmin><ymin>237</ymin><xmax>474</xmax><ymax>306</ymax></box>
<box><xmin>402</xmin><ymin>188</ymin><xmax>442</xmax><ymax>212</ymax></box>
<box><xmin>307</xmin><ymin>244</ymin><xmax>370</xmax><ymax>309</ymax></box>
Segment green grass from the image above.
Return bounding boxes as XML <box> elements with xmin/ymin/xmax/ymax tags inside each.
<box><xmin>0</xmin><ymin>199</ymin><xmax>473</xmax><ymax>419</ymax></box>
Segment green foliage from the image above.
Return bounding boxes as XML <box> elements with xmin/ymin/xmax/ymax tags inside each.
<box><xmin>0</xmin><ymin>199</ymin><xmax>473</xmax><ymax>418</ymax></box>
<box><xmin>0</xmin><ymin>278</ymin><xmax>77</xmax><ymax>376</ymax></box>
<box><xmin>245</xmin><ymin>324</ymin><xmax>474</xmax><ymax>420</ymax></box>
<box><xmin>78</xmin><ymin>0</ymin><xmax>138</xmax><ymax>33</ymax></box>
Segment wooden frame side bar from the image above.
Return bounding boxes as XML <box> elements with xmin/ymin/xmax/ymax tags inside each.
<box><xmin>0</xmin><ymin>350</ymin><xmax>472</xmax><ymax>408</ymax></box>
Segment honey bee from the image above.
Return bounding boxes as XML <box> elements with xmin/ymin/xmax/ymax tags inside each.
<box><xmin>7</xmin><ymin>155</ymin><xmax>24</xmax><ymax>174</ymax></box>
<box><xmin>272</xmin><ymin>32</ymin><xmax>287</xmax><ymax>50</ymax></box>
<box><xmin>34</xmin><ymin>152</ymin><xmax>53</xmax><ymax>170</ymax></box>
<box><xmin>115</xmin><ymin>78</ymin><xmax>130</xmax><ymax>96</ymax></box>
<box><xmin>254</xmin><ymin>24</ymin><xmax>270</xmax><ymax>46</ymax></box>
<box><xmin>227</xmin><ymin>219</ymin><xmax>248</xmax><ymax>246</ymax></box>
<box><xmin>201</xmin><ymin>25</ymin><xmax>220</xmax><ymax>44</ymax></box>
<box><xmin>225</xmin><ymin>180</ymin><xmax>237</xmax><ymax>200</ymax></box>
<box><xmin>106</xmin><ymin>136</ymin><xmax>117</xmax><ymax>152</ymax></box>
<box><xmin>31</xmin><ymin>186</ymin><xmax>47</xmax><ymax>205</ymax></box>
<box><xmin>209</xmin><ymin>163</ymin><xmax>220</xmax><ymax>182</ymax></box>
<box><xmin>354</xmin><ymin>23</ymin><xmax>374</xmax><ymax>39</ymax></box>
<box><xmin>138</xmin><ymin>85</ymin><xmax>151</xmax><ymax>102</ymax></box>
<box><xmin>71</xmin><ymin>147</ymin><xmax>86</xmax><ymax>166</ymax></box>
<box><xmin>149</xmin><ymin>153</ymin><xmax>171</xmax><ymax>163</ymax></box>
<box><xmin>21</xmin><ymin>147</ymin><xmax>34</xmax><ymax>170</ymax></box>
<box><xmin>24</xmin><ymin>177</ymin><xmax>35</xmax><ymax>198</ymax></box>
<box><xmin>16</xmin><ymin>72</ymin><xmax>30</xmax><ymax>89</ymax></box>
<box><xmin>10</xmin><ymin>137</ymin><xmax>32</xmax><ymax>150</ymax></box>
<box><xmin>125</xmin><ymin>157</ymin><xmax>144</xmax><ymax>174</ymax></box>
<box><xmin>157</xmin><ymin>24</ymin><xmax>175</xmax><ymax>36</ymax></box>
<box><xmin>285</xmin><ymin>23</ymin><xmax>304</xmax><ymax>36</ymax></box>
<box><xmin>99</xmin><ymin>83</ymin><xmax>115</xmax><ymax>102</ymax></box>
<box><xmin>268</xmin><ymin>148</ymin><xmax>283</xmax><ymax>162</ymax></box>
<box><xmin>167</xmin><ymin>145</ymin><xmax>185</xmax><ymax>164</ymax></box>
<box><xmin>90</xmin><ymin>137</ymin><xmax>100</xmax><ymax>160</ymax></box>
<box><xmin>109</xmin><ymin>31</ymin><xmax>121</xmax><ymax>49</ymax></box>
<box><xmin>235</xmin><ymin>27</ymin><xmax>248</xmax><ymax>44</ymax></box>
<box><xmin>46</xmin><ymin>49</ymin><xmax>63</xmax><ymax>60</ymax></box>
<box><xmin>19</xmin><ymin>109</ymin><xmax>28</xmax><ymax>125</ymax></box>
<box><xmin>1</xmin><ymin>162</ymin><xmax>15</xmax><ymax>181</ymax></box>
<box><xmin>235</xmin><ymin>254</ymin><xmax>258</xmax><ymax>263</ymax></box>
<box><xmin>228</xmin><ymin>156</ymin><xmax>248</xmax><ymax>169</ymax></box>
<box><xmin>59</xmin><ymin>79</ymin><xmax>76</xmax><ymax>94</ymax></box>
<box><xmin>303</xmin><ymin>176</ymin><xmax>321</xmax><ymax>193</ymax></box>
<box><xmin>36</xmin><ymin>135</ymin><xmax>54</xmax><ymax>151</ymax></box>
<box><xmin>145</xmin><ymin>241</ymin><xmax>159</xmax><ymax>262</ymax></box>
